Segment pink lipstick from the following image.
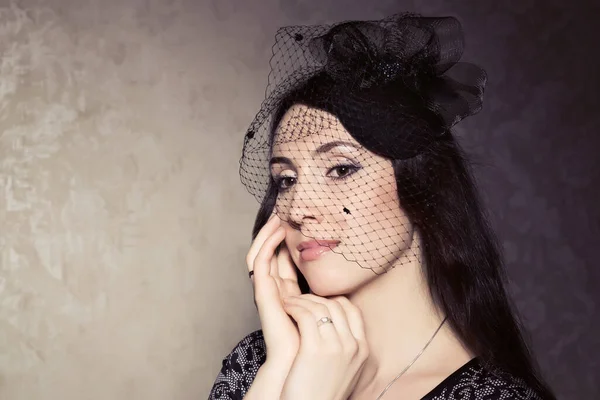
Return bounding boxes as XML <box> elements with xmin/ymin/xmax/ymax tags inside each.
<box><xmin>297</xmin><ymin>240</ymin><xmax>340</xmax><ymax>262</ymax></box>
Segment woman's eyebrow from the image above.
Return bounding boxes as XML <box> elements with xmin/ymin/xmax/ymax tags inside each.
<box><xmin>269</xmin><ymin>156</ymin><xmax>293</xmax><ymax>166</ymax></box>
<box><xmin>313</xmin><ymin>140</ymin><xmax>360</xmax><ymax>155</ymax></box>
<box><xmin>269</xmin><ymin>141</ymin><xmax>359</xmax><ymax>166</ymax></box>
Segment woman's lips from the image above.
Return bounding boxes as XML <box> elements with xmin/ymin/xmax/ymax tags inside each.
<box><xmin>297</xmin><ymin>240</ymin><xmax>340</xmax><ymax>262</ymax></box>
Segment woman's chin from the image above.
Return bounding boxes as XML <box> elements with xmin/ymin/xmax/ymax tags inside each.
<box><xmin>298</xmin><ymin>254</ymin><xmax>378</xmax><ymax>297</ymax></box>
<box><xmin>308</xmin><ymin>285</ymin><xmax>349</xmax><ymax>297</ymax></box>
<box><xmin>302</xmin><ymin>270</ymin><xmax>359</xmax><ymax>297</ymax></box>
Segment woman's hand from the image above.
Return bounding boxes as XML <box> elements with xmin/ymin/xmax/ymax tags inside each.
<box><xmin>246</xmin><ymin>213</ymin><xmax>302</xmax><ymax>365</ymax></box>
<box><xmin>280</xmin><ymin>294</ymin><xmax>369</xmax><ymax>400</ymax></box>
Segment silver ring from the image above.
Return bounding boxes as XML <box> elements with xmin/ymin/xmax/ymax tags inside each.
<box><xmin>316</xmin><ymin>316</ymin><xmax>333</xmax><ymax>327</ymax></box>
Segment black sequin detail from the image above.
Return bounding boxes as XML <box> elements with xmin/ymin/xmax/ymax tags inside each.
<box><xmin>208</xmin><ymin>330</ymin><xmax>542</xmax><ymax>400</ymax></box>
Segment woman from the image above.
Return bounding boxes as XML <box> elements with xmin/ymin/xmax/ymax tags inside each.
<box><xmin>209</xmin><ymin>13</ymin><xmax>556</xmax><ymax>400</ymax></box>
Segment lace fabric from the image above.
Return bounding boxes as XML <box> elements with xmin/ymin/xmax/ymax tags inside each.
<box><xmin>208</xmin><ymin>330</ymin><xmax>543</xmax><ymax>400</ymax></box>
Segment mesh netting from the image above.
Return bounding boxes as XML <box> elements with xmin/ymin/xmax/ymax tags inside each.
<box><xmin>240</xmin><ymin>13</ymin><xmax>487</xmax><ymax>274</ymax></box>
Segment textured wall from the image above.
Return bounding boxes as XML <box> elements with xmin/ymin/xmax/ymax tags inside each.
<box><xmin>0</xmin><ymin>0</ymin><xmax>597</xmax><ymax>399</ymax></box>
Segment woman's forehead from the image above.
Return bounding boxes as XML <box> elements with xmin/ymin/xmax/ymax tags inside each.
<box><xmin>273</xmin><ymin>104</ymin><xmax>358</xmax><ymax>153</ymax></box>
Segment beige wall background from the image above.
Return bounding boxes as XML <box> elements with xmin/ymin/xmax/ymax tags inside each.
<box><xmin>0</xmin><ymin>0</ymin><xmax>271</xmax><ymax>398</ymax></box>
<box><xmin>1</xmin><ymin>0</ymin><xmax>597</xmax><ymax>399</ymax></box>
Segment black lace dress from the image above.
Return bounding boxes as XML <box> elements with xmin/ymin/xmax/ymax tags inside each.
<box><xmin>208</xmin><ymin>330</ymin><xmax>542</xmax><ymax>400</ymax></box>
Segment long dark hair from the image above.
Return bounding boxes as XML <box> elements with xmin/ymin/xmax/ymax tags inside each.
<box><xmin>249</xmin><ymin>73</ymin><xmax>556</xmax><ymax>399</ymax></box>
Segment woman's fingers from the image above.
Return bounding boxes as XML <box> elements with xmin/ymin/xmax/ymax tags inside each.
<box><xmin>284</xmin><ymin>295</ymin><xmax>367</xmax><ymax>361</ymax></box>
<box><xmin>332</xmin><ymin>296</ymin><xmax>368</xmax><ymax>359</ymax></box>
<box><xmin>283</xmin><ymin>296</ymin><xmax>350</xmax><ymax>356</ymax></box>
<box><xmin>282</xmin><ymin>299</ymin><xmax>322</xmax><ymax>345</ymax></box>
<box><xmin>276</xmin><ymin>244</ymin><xmax>302</xmax><ymax>297</ymax></box>
<box><xmin>331</xmin><ymin>297</ymin><xmax>366</xmax><ymax>340</ymax></box>
<box><xmin>270</xmin><ymin>255</ymin><xmax>279</xmax><ymax>281</ymax></box>
<box><xmin>279</xmin><ymin>296</ymin><xmax>368</xmax><ymax>400</ymax></box>
<box><xmin>246</xmin><ymin>213</ymin><xmax>280</xmax><ymax>275</ymax></box>
<box><xmin>252</xmin><ymin>227</ymin><xmax>286</xmax><ymax>311</ymax></box>
<box><xmin>298</xmin><ymin>295</ymin><xmax>355</xmax><ymax>345</ymax></box>
<box><xmin>253</xmin><ymin>227</ymin><xmax>284</xmax><ymax>277</ymax></box>
<box><xmin>289</xmin><ymin>296</ymin><xmax>359</xmax><ymax>353</ymax></box>
<box><xmin>276</xmin><ymin>244</ymin><xmax>297</xmax><ymax>280</ymax></box>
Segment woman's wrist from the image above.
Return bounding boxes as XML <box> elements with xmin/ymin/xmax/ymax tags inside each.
<box><xmin>245</xmin><ymin>358</ymin><xmax>295</xmax><ymax>400</ymax></box>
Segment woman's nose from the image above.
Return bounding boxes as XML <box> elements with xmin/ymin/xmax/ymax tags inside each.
<box><xmin>285</xmin><ymin>180</ymin><xmax>325</xmax><ymax>227</ymax></box>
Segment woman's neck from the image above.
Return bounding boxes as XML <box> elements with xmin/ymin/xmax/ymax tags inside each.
<box><xmin>347</xmin><ymin>256</ymin><xmax>474</xmax><ymax>398</ymax></box>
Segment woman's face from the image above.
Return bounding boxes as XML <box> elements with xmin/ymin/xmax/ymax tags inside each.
<box><xmin>270</xmin><ymin>104</ymin><xmax>417</xmax><ymax>296</ymax></box>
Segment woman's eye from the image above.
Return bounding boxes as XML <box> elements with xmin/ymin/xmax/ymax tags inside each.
<box><xmin>333</xmin><ymin>166</ymin><xmax>351</xmax><ymax>177</ymax></box>
<box><xmin>276</xmin><ymin>176</ymin><xmax>296</xmax><ymax>189</ymax></box>
<box><xmin>274</xmin><ymin>164</ymin><xmax>358</xmax><ymax>190</ymax></box>
<box><xmin>327</xmin><ymin>164</ymin><xmax>359</xmax><ymax>180</ymax></box>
